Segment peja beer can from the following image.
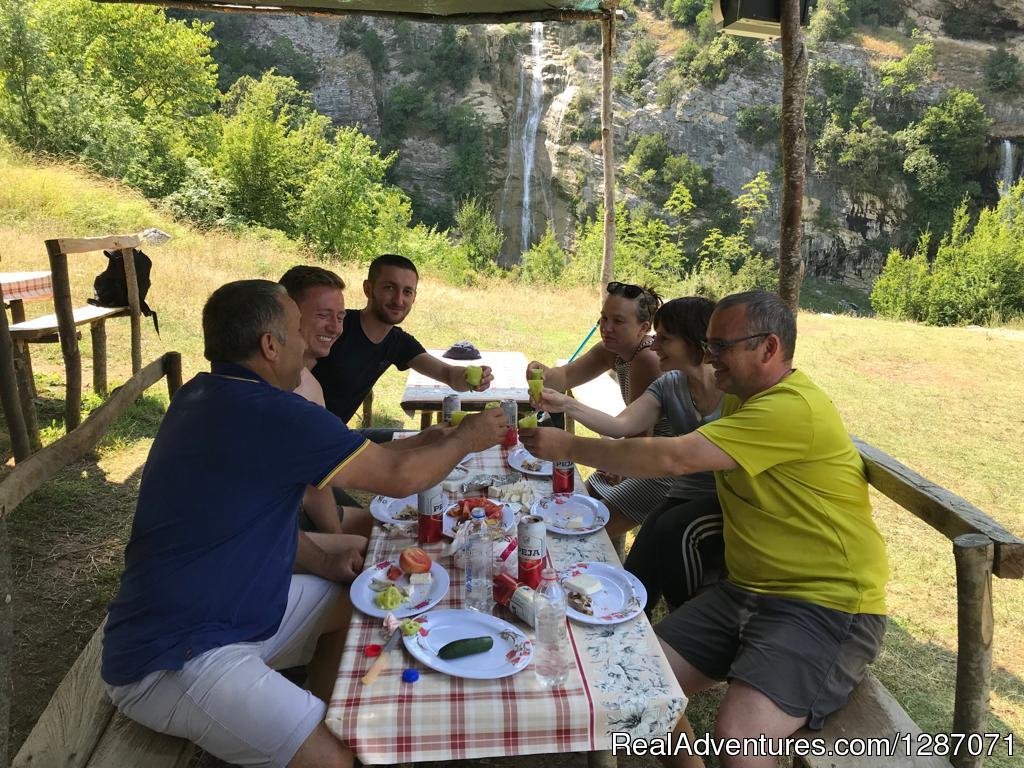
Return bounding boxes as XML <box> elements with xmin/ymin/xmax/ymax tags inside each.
<box><xmin>442</xmin><ymin>393</ymin><xmax>461</xmax><ymax>423</ymax></box>
<box><xmin>417</xmin><ymin>483</ymin><xmax>446</xmax><ymax>544</ymax></box>
<box><xmin>517</xmin><ymin>515</ymin><xmax>546</xmax><ymax>589</ymax></box>
<box><xmin>500</xmin><ymin>398</ymin><xmax>519</xmax><ymax>447</ymax></box>
<box><xmin>552</xmin><ymin>460</ymin><xmax>574</xmax><ymax>495</ymax></box>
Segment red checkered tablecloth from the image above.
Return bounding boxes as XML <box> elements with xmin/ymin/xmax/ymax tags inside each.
<box><xmin>1</xmin><ymin>271</ymin><xmax>53</xmax><ymax>303</ymax></box>
<box><xmin>325</xmin><ymin>441</ymin><xmax>686</xmax><ymax>764</ymax></box>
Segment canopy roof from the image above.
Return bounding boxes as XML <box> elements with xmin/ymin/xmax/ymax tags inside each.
<box><xmin>97</xmin><ymin>0</ymin><xmax>616</xmax><ymax>23</ymax></box>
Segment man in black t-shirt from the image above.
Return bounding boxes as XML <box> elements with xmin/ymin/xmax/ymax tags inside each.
<box><xmin>312</xmin><ymin>254</ymin><xmax>493</xmax><ymax>436</ymax></box>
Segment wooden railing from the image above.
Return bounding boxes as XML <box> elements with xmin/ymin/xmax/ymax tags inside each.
<box><xmin>0</xmin><ymin>352</ymin><xmax>181</xmax><ymax>766</ymax></box>
<box><xmin>852</xmin><ymin>438</ymin><xmax>1023</xmax><ymax>768</ymax></box>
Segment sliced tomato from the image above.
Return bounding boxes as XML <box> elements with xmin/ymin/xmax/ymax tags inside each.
<box><xmin>386</xmin><ymin>565</ymin><xmax>403</xmax><ymax>581</ymax></box>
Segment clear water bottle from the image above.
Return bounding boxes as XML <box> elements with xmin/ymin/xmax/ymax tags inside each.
<box><xmin>534</xmin><ymin>567</ymin><xmax>569</xmax><ymax>688</ymax></box>
<box><xmin>464</xmin><ymin>507</ymin><xmax>493</xmax><ymax>613</ymax></box>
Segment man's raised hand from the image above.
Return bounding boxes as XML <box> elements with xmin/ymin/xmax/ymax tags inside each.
<box><xmin>457</xmin><ymin>407</ymin><xmax>507</xmax><ymax>452</ymax></box>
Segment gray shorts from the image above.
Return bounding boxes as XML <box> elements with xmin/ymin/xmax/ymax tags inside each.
<box><xmin>105</xmin><ymin>575</ymin><xmax>341</xmax><ymax>767</ymax></box>
<box><xmin>656</xmin><ymin>580</ymin><xmax>886</xmax><ymax>729</ymax></box>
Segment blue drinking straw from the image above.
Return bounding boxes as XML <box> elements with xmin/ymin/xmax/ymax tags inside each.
<box><xmin>568</xmin><ymin>322</ymin><xmax>599</xmax><ymax>363</ymax></box>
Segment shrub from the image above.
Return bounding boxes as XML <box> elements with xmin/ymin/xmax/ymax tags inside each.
<box><xmin>161</xmin><ymin>158</ymin><xmax>230</xmax><ymax>228</ymax></box>
<box><xmin>520</xmin><ymin>226</ymin><xmax>566</xmax><ymax>284</ymax></box>
<box><xmin>808</xmin><ymin>0</ymin><xmax>853</xmax><ymax>44</ymax></box>
<box><xmin>736</xmin><ymin>104</ymin><xmax>781</xmax><ymax>148</ymax></box>
<box><xmin>984</xmin><ymin>47</ymin><xmax>1024</xmax><ymax>93</ymax></box>
<box><xmin>616</xmin><ymin>33</ymin><xmax>657</xmax><ymax>101</ymax></box>
<box><xmin>451</xmin><ymin>197</ymin><xmax>503</xmax><ymax>279</ymax></box>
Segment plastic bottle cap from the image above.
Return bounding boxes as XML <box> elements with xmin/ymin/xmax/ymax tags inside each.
<box><xmin>402</xmin><ymin>668</ymin><xmax>420</xmax><ymax>683</ymax></box>
<box><xmin>364</xmin><ymin>644</ymin><xmax>382</xmax><ymax>657</ymax></box>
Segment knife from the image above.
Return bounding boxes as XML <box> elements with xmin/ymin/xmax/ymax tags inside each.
<box><xmin>361</xmin><ymin>628</ymin><xmax>403</xmax><ymax>685</ymax></box>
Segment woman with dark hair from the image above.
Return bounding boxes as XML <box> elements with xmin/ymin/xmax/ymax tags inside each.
<box><xmin>535</xmin><ymin>296</ymin><xmax>724</xmax><ymax>611</ymax></box>
<box><xmin>526</xmin><ymin>282</ymin><xmax>674</xmax><ymax>535</ymax></box>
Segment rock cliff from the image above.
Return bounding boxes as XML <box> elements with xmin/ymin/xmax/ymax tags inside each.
<box><xmin>235</xmin><ymin>3</ymin><xmax>1024</xmax><ymax>288</ymax></box>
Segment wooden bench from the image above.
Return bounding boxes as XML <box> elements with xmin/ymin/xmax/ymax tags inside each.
<box><xmin>0</xmin><ymin>233</ymin><xmax>150</xmax><ymax>457</ymax></box>
<box><xmin>2</xmin><ymin>353</ymin><xmax>186</xmax><ymax>768</ymax></box>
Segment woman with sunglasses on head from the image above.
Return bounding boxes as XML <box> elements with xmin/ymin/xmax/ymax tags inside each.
<box><xmin>533</xmin><ymin>297</ymin><xmax>724</xmax><ymax>612</ymax></box>
<box><xmin>527</xmin><ymin>283</ymin><xmax>680</xmax><ymax>533</ymax></box>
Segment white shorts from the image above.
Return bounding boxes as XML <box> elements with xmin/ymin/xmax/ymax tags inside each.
<box><xmin>106</xmin><ymin>575</ymin><xmax>341</xmax><ymax>768</ymax></box>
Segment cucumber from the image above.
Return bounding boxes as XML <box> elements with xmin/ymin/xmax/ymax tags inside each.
<box><xmin>438</xmin><ymin>635</ymin><xmax>494</xmax><ymax>660</ymax></box>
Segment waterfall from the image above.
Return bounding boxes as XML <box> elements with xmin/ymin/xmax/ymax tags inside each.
<box><xmin>998</xmin><ymin>139</ymin><xmax>1018</xmax><ymax>198</ymax></box>
<box><xmin>519</xmin><ymin>22</ymin><xmax>546</xmax><ymax>253</ymax></box>
<box><xmin>499</xmin><ymin>65</ymin><xmax>527</xmax><ymax>239</ymax></box>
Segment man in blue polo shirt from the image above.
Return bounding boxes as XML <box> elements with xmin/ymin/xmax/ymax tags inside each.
<box><xmin>101</xmin><ymin>280</ymin><xmax>507</xmax><ymax>768</ymax></box>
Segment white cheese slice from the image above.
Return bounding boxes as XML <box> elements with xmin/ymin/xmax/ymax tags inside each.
<box><xmin>564</xmin><ymin>573</ymin><xmax>602</xmax><ymax>595</ymax></box>
<box><xmin>565</xmin><ymin>515</ymin><xmax>585</xmax><ymax>529</ymax></box>
<box><xmin>409</xmin><ymin>572</ymin><xmax>433</xmax><ymax>586</ymax></box>
<box><xmin>442</xmin><ymin>480</ymin><xmax>461</xmax><ymax>493</ymax></box>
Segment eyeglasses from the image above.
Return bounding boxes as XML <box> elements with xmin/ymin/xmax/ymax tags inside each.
<box><xmin>606</xmin><ymin>281</ymin><xmax>645</xmax><ymax>299</ymax></box>
<box><xmin>700</xmin><ymin>333</ymin><xmax>770</xmax><ymax>357</ymax></box>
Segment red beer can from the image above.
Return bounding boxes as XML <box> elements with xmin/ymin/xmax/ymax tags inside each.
<box><xmin>517</xmin><ymin>515</ymin><xmax>546</xmax><ymax>589</ymax></box>
<box><xmin>552</xmin><ymin>460</ymin><xmax>574</xmax><ymax>495</ymax></box>
<box><xmin>417</xmin><ymin>484</ymin><xmax>446</xmax><ymax>544</ymax></box>
<box><xmin>500</xmin><ymin>398</ymin><xmax>518</xmax><ymax>447</ymax></box>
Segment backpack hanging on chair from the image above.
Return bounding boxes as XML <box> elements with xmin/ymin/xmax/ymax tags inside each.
<box><xmin>89</xmin><ymin>248</ymin><xmax>159</xmax><ymax>334</ymax></box>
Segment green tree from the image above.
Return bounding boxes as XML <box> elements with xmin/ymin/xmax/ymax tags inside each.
<box><xmin>984</xmin><ymin>47</ymin><xmax>1024</xmax><ymax>93</ymax></box>
<box><xmin>807</xmin><ymin>0</ymin><xmax>852</xmax><ymax>44</ymax></box>
<box><xmin>879</xmin><ymin>40</ymin><xmax>934</xmax><ymax>100</ymax></box>
<box><xmin>814</xmin><ymin>111</ymin><xmax>899</xmax><ymax>196</ymax></box>
<box><xmin>520</xmin><ymin>225</ymin><xmax>566</xmax><ymax>284</ymax></box>
<box><xmin>216</xmin><ymin>73</ymin><xmax>330</xmax><ymax>230</ymax></box>
<box><xmin>451</xmin><ymin>197</ymin><xmax>503</xmax><ymax>279</ymax></box>
<box><xmin>295</xmin><ymin>127</ymin><xmax>400</xmax><ymax>258</ymax></box>
<box><xmin>870</xmin><ymin>235</ymin><xmax>931</xmax><ymax>320</ymax></box>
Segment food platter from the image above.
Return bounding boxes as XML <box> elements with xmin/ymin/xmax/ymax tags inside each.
<box><xmin>350</xmin><ymin>559</ymin><xmax>449</xmax><ymax>618</ymax></box>
<box><xmin>530</xmin><ymin>493</ymin><xmax>610</xmax><ymax>535</ymax></box>
<box><xmin>369</xmin><ymin>495</ymin><xmax>418</xmax><ymax>525</ymax></box>
<box><xmin>558</xmin><ymin>561</ymin><xmax>647</xmax><ymax>625</ymax></box>
<box><xmin>442</xmin><ymin>500</ymin><xmax>519</xmax><ymax>538</ymax></box>
<box><xmin>403</xmin><ymin>608</ymin><xmax>533</xmax><ymax>679</ymax></box>
<box><xmin>506</xmin><ymin>446</ymin><xmax>552</xmax><ymax>477</ymax></box>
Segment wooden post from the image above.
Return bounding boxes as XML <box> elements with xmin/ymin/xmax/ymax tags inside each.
<box><xmin>599</xmin><ymin>13</ymin><xmax>616</xmax><ymax>289</ymax></box>
<box><xmin>164</xmin><ymin>351</ymin><xmax>183</xmax><ymax>400</ymax></box>
<box><xmin>120</xmin><ymin>247</ymin><xmax>143</xmax><ymax>375</ymax></box>
<box><xmin>779</xmin><ymin>0</ymin><xmax>808</xmax><ymax>312</ymax></box>
<box><xmin>952</xmin><ymin>533</ymin><xmax>993</xmax><ymax>768</ymax></box>
<box><xmin>361</xmin><ymin>390</ymin><xmax>374</xmax><ymax>428</ymax></box>
<box><xmin>44</xmin><ymin>240</ymin><xmax>82</xmax><ymax>432</ymax></box>
<box><xmin>91</xmin><ymin>320</ymin><xmax>108</xmax><ymax>397</ymax></box>
<box><xmin>0</xmin><ymin>515</ymin><xmax>11</xmax><ymax>768</ymax></box>
<box><xmin>11</xmin><ymin>341</ymin><xmax>40</xmax><ymax>452</ymax></box>
<box><xmin>0</xmin><ymin>284</ymin><xmax>31</xmax><ymax>462</ymax></box>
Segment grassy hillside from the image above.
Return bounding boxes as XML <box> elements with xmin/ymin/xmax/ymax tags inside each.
<box><xmin>1</xmin><ymin>145</ymin><xmax>1021</xmax><ymax>763</ymax></box>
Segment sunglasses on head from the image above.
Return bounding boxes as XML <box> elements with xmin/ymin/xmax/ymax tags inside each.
<box><xmin>606</xmin><ymin>281</ymin><xmax>645</xmax><ymax>299</ymax></box>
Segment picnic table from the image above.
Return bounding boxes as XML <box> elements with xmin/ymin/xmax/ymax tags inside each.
<box><xmin>401</xmin><ymin>349</ymin><xmax>534</xmax><ymax>429</ymax></box>
<box><xmin>325</xmin><ymin>439</ymin><xmax>686</xmax><ymax>765</ymax></box>
<box><xmin>1</xmin><ymin>270</ymin><xmax>54</xmax><ymax>322</ymax></box>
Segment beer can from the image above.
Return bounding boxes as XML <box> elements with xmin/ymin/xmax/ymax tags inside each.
<box><xmin>501</xmin><ymin>398</ymin><xmax>518</xmax><ymax>447</ymax></box>
<box><xmin>442</xmin><ymin>393</ymin><xmax>461</xmax><ymax>423</ymax></box>
<box><xmin>417</xmin><ymin>484</ymin><xmax>446</xmax><ymax>544</ymax></box>
<box><xmin>553</xmin><ymin>460</ymin><xmax>575</xmax><ymax>495</ymax></box>
<box><xmin>517</xmin><ymin>515</ymin><xmax>546</xmax><ymax>589</ymax></box>
<box><xmin>508</xmin><ymin>585</ymin><xmax>537</xmax><ymax>627</ymax></box>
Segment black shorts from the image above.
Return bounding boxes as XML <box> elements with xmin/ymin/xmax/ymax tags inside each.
<box><xmin>656</xmin><ymin>580</ymin><xmax>886</xmax><ymax>729</ymax></box>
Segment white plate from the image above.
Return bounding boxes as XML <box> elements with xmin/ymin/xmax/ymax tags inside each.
<box><xmin>351</xmin><ymin>559</ymin><xmax>450</xmax><ymax>618</ymax></box>
<box><xmin>507</xmin><ymin>446</ymin><xmax>552</xmax><ymax>477</ymax></box>
<box><xmin>530</xmin><ymin>494</ymin><xmax>610</xmax><ymax>535</ymax></box>
<box><xmin>559</xmin><ymin>562</ymin><xmax>647</xmax><ymax>625</ymax></box>
<box><xmin>442</xmin><ymin>501</ymin><xmax>519</xmax><ymax>539</ymax></box>
<box><xmin>369</xmin><ymin>495</ymin><xmax>418</xmax><ymax>526</ymax></box>
<box><xmin>403</xmin><ymin>608</ymin><xmax>533</xmax><ymax>679</ymax></box>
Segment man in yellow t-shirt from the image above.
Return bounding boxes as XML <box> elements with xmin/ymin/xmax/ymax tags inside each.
<box><xmin>521</xmin><ymin>290</ymin><xmax>888</xmax><ymax>768</ymax></box>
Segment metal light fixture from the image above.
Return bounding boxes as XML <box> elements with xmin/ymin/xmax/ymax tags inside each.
<box><xmin>713</xmin><ymin>0</ymin><xmax>810</xmax><ymax>40</ymax></box>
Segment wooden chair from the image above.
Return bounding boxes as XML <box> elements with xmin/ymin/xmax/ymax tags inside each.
<box><xmin>7</xmin><ymin>234</ymin><xmax>149</xmax><ymax>452</ymax></box>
